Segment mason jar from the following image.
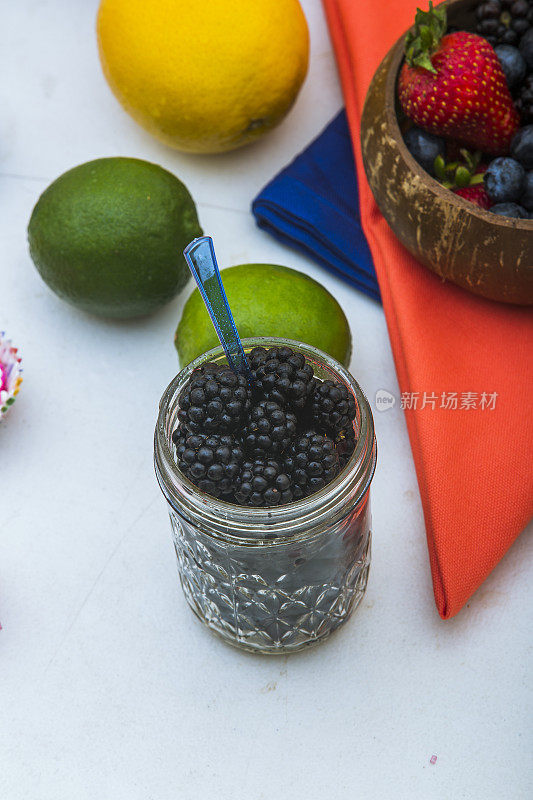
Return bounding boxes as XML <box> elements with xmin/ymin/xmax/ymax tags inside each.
<box><xmin>154</xmin><ymin>337</ymin><xmax>376</xmax><ymax>655</ymax></box>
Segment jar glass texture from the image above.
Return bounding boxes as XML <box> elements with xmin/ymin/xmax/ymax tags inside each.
<box><xmin>154</xmin><ymin>338</ymin><xmax>377</xmax><ymax>654</ymax></box>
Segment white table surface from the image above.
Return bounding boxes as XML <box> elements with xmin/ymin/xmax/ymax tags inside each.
<box><xmin>1</xmin><ymin>2</ymin><xmax>532</xmax><ymax>798</ymax></box>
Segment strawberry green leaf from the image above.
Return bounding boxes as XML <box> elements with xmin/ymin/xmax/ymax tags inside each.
<box><xmin>404</xmin><ymin>1</ymin><xmax>447</xmax><ymax>73</ymax></box>
<box><xmin>419</xmin><ymin>25</ymin><xmax>432</xmax><ymax>51</ymax></box>
<box><xmin>459</xmin><ymin>149</ymin><xmax>482</xmax><ymax>172</ymax></box>
<box><xmin>412</xmin><ymin>51</ymin><xmax>437</xmax><ymax>72</ymax></box>
<box><xmin>434</xmin><ymin>155</ymin><xmax>447</xmax><ymax>181</ymax></box>
<box><xmin>455</xmin><ymin>166</ymin><xmax>473</xmax><ymax>187</ymax></box>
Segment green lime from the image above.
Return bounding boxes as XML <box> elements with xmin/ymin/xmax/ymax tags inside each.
<box><xmin>27</xmin><ymin>157</ymin><xmax>202</xmax><ymax>318</ymax></box>
<box><xmin>175</xmin><ymin>263</ymin><xmax>352</xmax><ymax>367</ymax></box>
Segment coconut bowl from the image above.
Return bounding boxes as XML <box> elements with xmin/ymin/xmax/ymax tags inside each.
<box><xmin>361</xmin><ymin>0</ymin><xmax>533</xmax><ymax>305</ymax></box>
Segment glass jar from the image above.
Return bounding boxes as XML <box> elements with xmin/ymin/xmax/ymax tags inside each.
<box><xmin>154</xmin><ymin>338</ymin><xmax>376</xmax><ymax>655</ymax></box>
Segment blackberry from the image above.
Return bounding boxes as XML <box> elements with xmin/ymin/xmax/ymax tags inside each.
<box><xmin>335</xmin><ymin>428</ymin><xmax>357</xmax><ymax>468</ymax></box>
<box><xmin>309</xmin><ymin>379</ymin><xmax>356</xmax><ymax>435</ymax></box>
<box><xmin>284</xmin><ymin>431</ymin><xmax>341</xmax><ymax>500</ymax></box>
<box><xmin>243</xmin><ymin>400</ymin><xmax>297</xmax><ymax>457</ymax></box>
<box><xmin>476</xmin><ymin>0</ymin><xmax>533</xmax><ymax>47</ymax></box>
<box><xmin>515</xmin><ymin>73</ymin><xmax>533</xmax><ymax>123</ymax></box>
<box><xmin>178</xmin><ymin>363</ymin><xmax>251</xmax><ymax>434</ymax></box>
<box><xmin>172</xmin><ymin>428</ymin><xmax>243</xmax><ymax>498</ymax></box>
<box><xmin>248</xmin><ymin>346</ymin><xmax>315</xmax><ymax>410</ymax></box>
<box><xmin>234</xmin><ymin>458</ymin><xmax>293</xmax><ymax>507</ymax></box>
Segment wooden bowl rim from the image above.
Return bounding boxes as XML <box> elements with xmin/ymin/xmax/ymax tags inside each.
<box><xmin>385</xmin><ymin>16</ymin><xmax>533</xmax><ymax>233</ymax></box>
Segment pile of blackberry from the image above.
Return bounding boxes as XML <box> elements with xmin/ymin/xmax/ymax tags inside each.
<box><xmin>475</xmin><ymin>1</ymin><xmax>533</xmax><ymax>124</ymax></box>
<box><xmin>476</xmin><ymin>0</ymin><xmax>533</xmax><ymax>47</ymax></box>
<box><xmin>172</xmin><ymin>346</ymin><xmax>357</xmax><ymax>507</ymax></box>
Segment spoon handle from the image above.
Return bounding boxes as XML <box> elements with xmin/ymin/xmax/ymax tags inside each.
<box><xmin>183</xmin><ymin>236</ymin><xmax>251</xmax><ymax>379</ymax></box>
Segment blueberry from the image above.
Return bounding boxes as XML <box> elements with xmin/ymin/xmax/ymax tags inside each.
<box><xmin>403</xmin><ymin>126</ymin><xmax>446</xmax><ymax>176</ymax></box>
<box><xmin>510</xmin><ymin>125</ymin><xmax>533</xmax><ymax>169</ymax></box>
<box><xmin>494</xmin><ymin>45</ymin><xmax>527</xmax><ymax>88</ymax></box>
<box><xmin>490</xmin><ymin>202</ymin><xmax>529</xmax><ymax>218</ymax></box>
<box><xmin>519</xmin><ymin>27</ymin><xmax>533</xmax><ymax>70</ymax></box>
<box><xmin>520</xmin><ymin>171</ymin><xmax>533</xmax><ymax>210</ymax></box>
<box><xmin>484</xmin><ymin>157</ymin><xmax>526</xmax><ymax>202</ymax></box>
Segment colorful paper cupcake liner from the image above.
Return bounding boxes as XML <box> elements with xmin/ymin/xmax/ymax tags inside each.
<box><xmin>0</xmin><ymin>332</ymin><xmax>23</xmax><ymax>421</ymax></box>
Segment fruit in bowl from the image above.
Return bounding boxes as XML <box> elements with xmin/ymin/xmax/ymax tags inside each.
<box><xmin>361</xmin><ymin>0</ymin><xmax>533</xmax><ymax>305</ymax></box>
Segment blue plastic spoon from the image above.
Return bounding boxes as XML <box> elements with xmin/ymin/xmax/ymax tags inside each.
<box><xmin>183</xmin><ymin>236</ymin><xmax>252</xmax><ymax>381</ymax></box>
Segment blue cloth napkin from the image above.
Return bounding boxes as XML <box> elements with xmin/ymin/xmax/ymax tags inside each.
<box><xmin>251</xmin><ymin>110</ymin><xmax>380</xmax><ymax>303</ymax></box>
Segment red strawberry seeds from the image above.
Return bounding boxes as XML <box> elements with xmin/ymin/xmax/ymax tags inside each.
<box><xmin>398</xmin><ymin>4</ymin><xmax>520</xmax><ymax>155</ymax></box>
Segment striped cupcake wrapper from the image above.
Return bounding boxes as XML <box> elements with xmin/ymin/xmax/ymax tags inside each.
<box><xmin>0</xmin><ymin>332</ymin><xmax>23</xmax><ymax>421</ymax></box>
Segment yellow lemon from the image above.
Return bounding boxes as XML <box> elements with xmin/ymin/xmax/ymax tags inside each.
<box><xmin>96</xmin><ymin>0</ymin><xmax>309</xmax><ymax>153</ymax></box>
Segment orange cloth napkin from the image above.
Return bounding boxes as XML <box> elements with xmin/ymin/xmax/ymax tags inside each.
<box><xmin>323</xmin><ymin>0</ymin><xmax>533</xmax><ymax>618</ymax></box>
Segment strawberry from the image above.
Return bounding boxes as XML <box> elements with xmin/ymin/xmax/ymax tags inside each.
<box><xmin>453</xmin><ymin>185</ymin><xmax>492</xmax><ymax>209</ymax></box>
<box><xmin>434</xmin><ymin>148</ymin><xmax>493</xmax><ymax>208</ymax></box>
<box><xmin>398</xmin><ymin>2</ymin><xmax>520</xmax><ymax>155</ymax></box>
